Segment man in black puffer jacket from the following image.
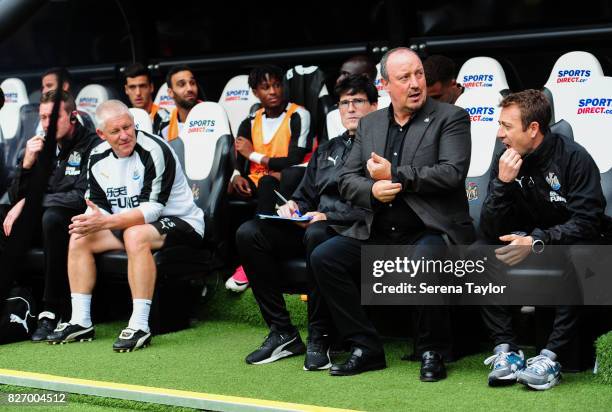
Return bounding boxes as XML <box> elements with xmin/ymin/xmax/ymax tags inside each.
<box><xmin>0</xmin><ymin>90</ymin><xmax>100</xmax><ymax>342</ymax></box>
<box><xmin>479</xmin><ymin>89</ymin><xmax>610</xmax><ymax>390</ymax></box>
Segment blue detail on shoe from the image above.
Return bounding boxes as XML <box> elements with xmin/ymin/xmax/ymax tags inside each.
<box><xmin>517</xmin><ymin>349</ymin><xmax>562</xmax><ymax>390</ymax></box>
<box><xmin>484</xmin><ymin>343</ymin><xmax>525</xmax><ymax>386</ymax></box>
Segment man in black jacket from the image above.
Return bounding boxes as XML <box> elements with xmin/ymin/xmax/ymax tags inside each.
<box><xmin>0</xmin><ymin>90</ymin><xmax>99</xmax><ymax>342</ymax></box>
<box><xmin>235</xmin><ymin>75</ymin><xmax>377</xmax><ymax>370</ymax></box>
<box><xmin>479</xmin><ymin>89</ymin><xmax>609</xmax><ymax>390</ymax></box>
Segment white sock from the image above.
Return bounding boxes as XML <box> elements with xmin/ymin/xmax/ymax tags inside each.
<box><xmin>69</xmin><ymin>293</ymin><xmax>92</xmax><ymax>327</ymax></box>
<box><xmin>127</xmin><ymin>299</ymin><xmax>152</xmax><ymax>333</ymax></box>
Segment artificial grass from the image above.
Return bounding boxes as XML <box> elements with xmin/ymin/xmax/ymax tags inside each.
<box><xmin>1</xmin><ymin>318</ymin><xmax>611</xmax><ymax>412</ymax></box>
<box><xmin>596</xmin><ymin>331</ymin><xmax>612</xmax><ymax>384</ymax></box>
<box><xmin>202</xmin><ymin>284</ymin><xmax>308</xmax><ymax>329</ymax></box>
<box><xmin>0</xmin><ymin>384</ymin><xmax>195</xmax><ymax>411</ymax></box>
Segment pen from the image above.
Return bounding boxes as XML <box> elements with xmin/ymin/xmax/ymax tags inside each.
<box><xmin>274</xmin><ymin>190</ymin><xmax>302</xmax><ymax>217</ymax></box>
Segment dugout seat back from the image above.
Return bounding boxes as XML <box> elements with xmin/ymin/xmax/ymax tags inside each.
<box><xmin>0</xmin><ymin>103</ymin><xmax>40</xmax><ymax>200</ymax></box>
<box><xmin>375</xmin><ymin>63</ymin><xmax>389</xmax><ymax>98</ymax></box>
<box><xmin>172</xmin><ymin>101</ymin><xmax>233</xmax><ymax>246</ymax></box>
<box><xmin>218</xmin><ymin>75</ymin><xmax>260</xmax><ymax>136</ymax></box>
<box><xmin>0</xmin><ymin>78</ymin><xmax>29</xmax><ymax>142</ymax></box>
<box><xmin>457</xmin><ymin>57</ymin><xmax>510</xmax><ymax>95</ymax></box>
<box><xmin>129</xmin><ymin>108</ymin><xmax>153</xmax><ymax>135</ymax></box>
<box><xmin>559</xmin><ymin>76</ymin><xmax>612</xmax><ymax>215</ymax></box>
<box><xmin>75</xmin><ymin>84</ymin><xmax>110</xmax><ymax>127</ymax></box>
<box><xmin>325</xmin><ymin>92</ymin><xmax>391</xmax><ymax>140</ymax></box>
<box><xmin>543</xmin><ymin>51</ymin><xmax>604</xmax><ymax>124</ymax></box>
<box><xmin>153</xmin><ymin>83</ymin><xmax>176</xmax><ymax>116</ymax></box>
<box><xmin>455</xmin><ymin>89</ymin><xmax>503</xmax><ymax>228</ymax></box>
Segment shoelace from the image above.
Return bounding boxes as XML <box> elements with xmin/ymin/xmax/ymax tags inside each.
<box><xmin>484</xmin><ymin>351</ymin><xmax>510</xmax><ymax>369</ymax></box>
<box><xmin>526</xmin><ymin>355</ymin><xmax>556</xmax><ymax>374</ymax></box>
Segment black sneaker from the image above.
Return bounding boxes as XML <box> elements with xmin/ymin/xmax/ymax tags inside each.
<box><xmin>47</xmin><ymin>322</ymin><xmax>94</xmax><ymax>344</ymax></box>
<box><xmin>31</xmin><ymin>311</ymin><xmax>58</xmax><ymax>342</ymax></box>
<box><xmin>113</xmin><ymin>328</ymin><xmax>152</xmax><ymax>353</ymax></box>
<box><xmin>303</xmin><ymin>338</ymin><xmax>332</xmax><ymax>371</ymax></box>
<box><xmin>246</xmin><ymin>330</ymin><xmax>306</xmax><ymax>365</ymax></box>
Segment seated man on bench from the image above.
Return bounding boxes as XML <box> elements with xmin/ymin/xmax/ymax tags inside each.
<box><xmin>48</xmin><ymin>100</ymin><xmax>204</xmax><ymax>352</ymax></box>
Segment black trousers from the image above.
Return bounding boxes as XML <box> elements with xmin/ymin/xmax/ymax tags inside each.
<box><xmin>477</xmin><ymin>239</ymin><xmax>584</xmax><ymax>355</ymax></box>
<box><xmin>310</xmin><ymin>232</ymin><xmax>453</xmax><ymax>358</ymax></box>
<box><xmin>235</xmin><ymin>218</ymin><xmax>335</xmax><ymax>339</ymax></box>
<box><xmin>0</xmin><ymin>205</ymin><xmax>75</xmax><ymax>317</ymax></box>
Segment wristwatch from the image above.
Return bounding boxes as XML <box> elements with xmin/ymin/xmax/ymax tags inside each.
<box><xmin>531</xmin><ymin>238</ymin><xmax>545</xmax><ymax>254</ymax></box>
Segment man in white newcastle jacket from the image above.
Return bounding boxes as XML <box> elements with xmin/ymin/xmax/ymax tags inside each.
<box><xmin>48</xmin><ymin>100</ymin><xmax>203</xmax><ymax>352</ymax></box>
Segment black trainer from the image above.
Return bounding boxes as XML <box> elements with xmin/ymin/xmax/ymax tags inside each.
<box><xmin>31</xmin><ymin>311</ymin><xmax>58</xmax><ymax>342</ymax></box>
<box><xmin>47</xmin><ymin>323</ymin><xmax>94</xmax><ymax>344</ymax></box>
<box><xmin>113</xmin><ymin>328</ymin><xmax>152</xmax><ymax>353</ymax></box>
<box><xmin>304</xmin><ymin>338</ymin><xmax>332</xmax><ymax>371</ymax></box>
<box><xmin>246</xmin><ymin>330</ymin><xmax>306</xmax><ymax>365</ymax></box>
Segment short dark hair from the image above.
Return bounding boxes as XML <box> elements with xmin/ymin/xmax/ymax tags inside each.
<box><xmin>248</xmin><ymin>65</ymin><xmax>284</xmax><ymax>89</ymax></box>
<box><xmin>0</xmin><ymin>87</ymin><xmax>4</xmax><ymax>110</ymax></box>
<box><xmin>500</xmin><ymin>89</ymin><xmax>551</xmax><ymax>134</ymax></box>
<box><xmin>423</xmin><ymin>55</ymin><xmax>457</xmax><ymax>87</ymax></box>
<box><xmin>42</xmin><ymin>67</ymin><xmax>72</xmax><ymax>90</ymax></box>
<box><xmin>334</xmin><ymin>74</ymin><xmax>378</xmax><ymax>104</ymax></box>
<box><xmin>340</xmin><ymin>55</ymin><xmax>377</xmax><ymax>81</ymax></box>
<box><xmin>40</xmin><ymin>89</ymin><xmax>76</xmax><ymax>114</ymax></box>
<box><xmin>124</xmin><ymin>63</ymin><xmax>152</xmax><ymax>84</ymax></box>
<box><xmin>166</xmin><ymin>65</ymin><xmax>194</xmax><ymax>89</ymax></box>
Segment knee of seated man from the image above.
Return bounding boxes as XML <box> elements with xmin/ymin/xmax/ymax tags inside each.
<box><xmin>42</xmin><ymin>207</ymin><xmax>71</xmax><ymax>231</ymax></box>
<box><xmin>235</xmin><ymin>219</ymin><xmax>261</xmax><ymax>249</ymax></box>
<box><xmin>123</xmin><ymin>225</ymin><xmax>154</xmax><ymax>252</ymax></box>
<box><xmin>303</xmin><ymin>222</ymin><xmax>330</xmax><ymax>253</ymax></box>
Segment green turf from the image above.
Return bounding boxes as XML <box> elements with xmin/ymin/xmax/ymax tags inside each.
<box><xmin>596</xmin><ymin>331</ymin><xmax>612</xmax><ymax>384</ymax></box>
<box><xmin>1</xmin><ymin>316</ymin><xmax>611</xmax><ymax>412</ymax></box>
<box><xmin>0</xmin><ymin>384</ymin><xmax>195</xmax><ymax>411</ymax></box>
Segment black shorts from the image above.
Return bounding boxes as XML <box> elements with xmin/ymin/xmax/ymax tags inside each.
<box><xmin>112</xmin><ymin>216</ymin><xmax>202</xmax><ymax>249</ymax></box>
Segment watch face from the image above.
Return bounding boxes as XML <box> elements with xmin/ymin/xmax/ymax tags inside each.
<box><xmin>532</xmin><ymin>239</ymin><xmax>545</xmax><ymax>254</ymax></box>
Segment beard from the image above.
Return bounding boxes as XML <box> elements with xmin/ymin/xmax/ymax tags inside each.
<box><xmin>175</xmin><ymin>95</ymin><xmax>198</xmax><ymax>110</ymax></box>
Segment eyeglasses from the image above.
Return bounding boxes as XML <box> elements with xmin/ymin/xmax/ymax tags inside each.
<box><xmin>338</xmin><ymin>98</ymin><xmax>368</xmax><ymax>109</ymax></box>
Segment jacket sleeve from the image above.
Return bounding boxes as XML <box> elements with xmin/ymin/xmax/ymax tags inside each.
<box><xmin>531</xmin><ymin>151</ymin><xmax>605</xmax><ymax>244</ymax></box>
<box><xmin>267</xmin><ymin>108</ymin><xmax>310</xmax><ymax>171</ymax></box>
<box><xmin>136</xmin><ymin>144</ymin><xmax>176</xmax><ymax>223</ymax></box>
<box><xmin>338</xmin><ymin>120</ymin><xmax>375</xmax><ymax>211</ymax></box>
<box><xmin>235</xmin><ymin>117</ymin><xmax>251</xmax><ymax>176</ymax></box>
<box><xmin>7</xmin><ymin>149</ymin><xmax>31</xmax><ymax>205</ymax></box>
<box><xmin>393</xmin><ymin>108</ymin><xmax>471</xmax><ymax>193</ymax></box>
<box><xmin>291</xmin><ymin>147</ymin><xmax>318</xmax><ymax>213</ymax></box>
<box><xmin>479</xmin><ymin>153</ymin><xmax>523</xmax><ymax>241</ymax></box>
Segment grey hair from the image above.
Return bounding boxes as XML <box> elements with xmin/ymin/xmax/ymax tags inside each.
<box><xmin>95</xmin><ymin>99</ymin><xmax>133</xmax><ymax>130</ymax></box>
<box><xmin>379</xmin><ymin>47</ymin><xmax>420</xmax><ymax>81</ymax></box>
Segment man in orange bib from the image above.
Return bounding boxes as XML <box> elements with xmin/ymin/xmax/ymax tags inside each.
<box><xmin>227</xmin><ymin>65</ymin><xmax>311</xmax><ymax>292</ymax></box>
<box><xmin>231</xmin><ymin>65</ymin><xmax>311</xmax><ymax>214</ymax></box>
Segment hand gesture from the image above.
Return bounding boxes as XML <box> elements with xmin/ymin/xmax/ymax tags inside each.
<box><xmin>367</xmin><ymin>152</ymin><xmax>392</xmax><ymax>181</ymax></box>
<box><xmin>3</xmin><ymin>198</ymin><xmax>25</xmax><ymax>236</ymax></box>
<box><xmin>495</xmin><ymin>234</ymin><xmax>533</xmax><ymax>266</ymax></box>
<box><xmin>372</xmin><ymin>180</ymin><xmax>402</xmax><ymax>203</ymax></box>
<box><xmin>498</xmin><ymin>148</ymin><xmax>523</xmax><ymax>183</ymax></box>
<box><xmin>22</xmin><ymin>135</ymin><xmax>46</xmax><ymax>169</ymax></box>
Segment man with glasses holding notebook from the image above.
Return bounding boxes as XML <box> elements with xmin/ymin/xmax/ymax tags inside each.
<box><xmin>235</xmin><ymin>75</ymin><xmax>378</xmax><ymax>369</ymax></box>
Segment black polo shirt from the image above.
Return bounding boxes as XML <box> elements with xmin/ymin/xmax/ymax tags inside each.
<box><xmin>370</xmin><ymin>105</ymin><xmax>425</xmax><ymax>242</ymax></box>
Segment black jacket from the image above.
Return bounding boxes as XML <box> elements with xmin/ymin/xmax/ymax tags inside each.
<box><xmin>8</xmin><ymin>123</ymin><xmax>100</xmax><ymax>211</ymax></box>
<box><xmin>481</xmin><ymin>132</ymin><xmax>608</xmax><ymax>244</ymax></box>
<box><xmin>292</xmin><ymin>131</ymin><xmax>366</xmax><ymax>223</ymax></box>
